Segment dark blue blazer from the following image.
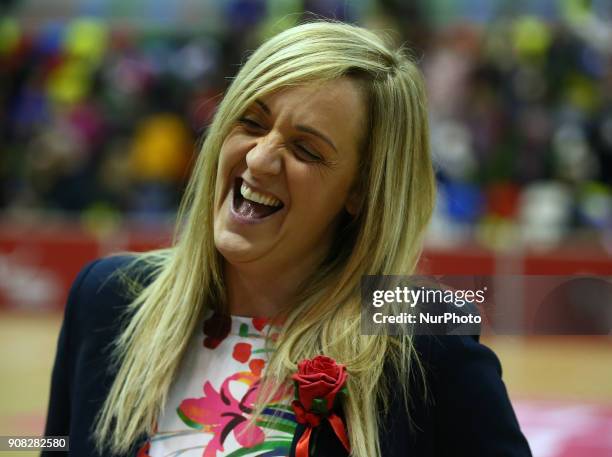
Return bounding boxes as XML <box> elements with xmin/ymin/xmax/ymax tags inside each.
<box><xmin>42</xmin><ymin>255</ymin><xmax>532</xmax><ymax>456</ymax></box>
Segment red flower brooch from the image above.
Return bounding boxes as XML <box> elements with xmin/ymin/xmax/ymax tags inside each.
<box><xmin>291</xmin><ymin>356</ymin><xmax>351</xmax><ymax>457</ymax></box>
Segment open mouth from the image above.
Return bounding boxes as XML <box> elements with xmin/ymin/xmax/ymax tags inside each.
<box><xmin>232</xmin><ymin>178</ymin><xmax>284</xmax><ymax>220</ymax></box>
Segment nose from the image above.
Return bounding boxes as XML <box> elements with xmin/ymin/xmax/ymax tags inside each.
<box><xmin>245</xmin><ymin>134</ymin><xmax>283</xmax><ymax>176</ymax></box>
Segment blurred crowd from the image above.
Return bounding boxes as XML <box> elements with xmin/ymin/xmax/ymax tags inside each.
<box><xmin>1</xmin><ymin>0</ymin><xmax>611</xmax><ymax>249</ymax></box>
<box><xmin>425</xmin><ymin>14</ymin><xmax>612</xmax><ymax>250</ymax></box>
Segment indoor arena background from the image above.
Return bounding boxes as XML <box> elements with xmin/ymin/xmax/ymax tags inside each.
<box><xmin>1</xmin><ymin>1</ymin><xmax>611</xmax><ymax>456</ymax></box>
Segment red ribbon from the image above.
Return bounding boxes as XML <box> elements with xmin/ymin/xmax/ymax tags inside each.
<box><xmin>292</xmin><ymin>400</ymin><xmax>350</xmax><ymax>457</ymax></box>
<box><xmin>327</xmin><ymin>413</ymin><xmax>350</xmax><ymax>452</ymax></box>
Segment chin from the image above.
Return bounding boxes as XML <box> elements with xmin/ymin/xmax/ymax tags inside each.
<box><xmin>214</xmin><ymin>230</ymin><xmax>261</xmax><ymax>264</ymax></box>
<box><xmin>214</xmin><ymin>230</ymin><xmax>247</xmax><ymax>255</ymax></box>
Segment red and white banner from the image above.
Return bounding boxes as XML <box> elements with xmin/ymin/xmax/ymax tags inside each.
<box><xmin>1</xmin><ymin>223</ymin><xmax>611</xmax><ymax>311</ymax></box>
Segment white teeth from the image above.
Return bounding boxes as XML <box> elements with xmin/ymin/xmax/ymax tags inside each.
<box><xmin>240</xmin><ymin>182</ymin><xmax>282</xmax><ymax>207</ymax></box>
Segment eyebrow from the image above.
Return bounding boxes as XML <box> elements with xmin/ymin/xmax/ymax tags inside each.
<box><xmin>255</xmin><ymin>99</ymin><xmax>338</xmax><ymax>153</ymax></box>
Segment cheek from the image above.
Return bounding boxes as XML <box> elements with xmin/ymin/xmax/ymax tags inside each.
<box><xmin>216</xmin><ymin>137</ymin><xmax>248</xmax><ymax>192</ymax></box>
<box><xmin>218</xmin><ymin>137</ymin><xmax>245</xmax><ymax>172</ymax></box>
<box><xmin>287</xmin><ymin>166</ymin><xmax>354</xmax><ymax>220</ymax></box>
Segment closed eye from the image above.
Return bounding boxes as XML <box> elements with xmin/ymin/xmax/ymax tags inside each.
<box><xmin>294</xmin><ymin>143</ymin><xmax>322</xmax><ymax>162</ymax></box>
<box><xmin>238</xmin><ymin>116</ymin><xmax>323</xmax><ymax>163</ymax></box>
<box><xmin>238</xmin><ymin>117</ymin><xmax>265</xmax><ymax>131</ymax></box>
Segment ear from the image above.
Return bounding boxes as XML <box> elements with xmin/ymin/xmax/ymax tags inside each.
<box><xmin>345</xmin><ymin>188</ymin><xmax>362</xmax><ymax>217</ymax></box>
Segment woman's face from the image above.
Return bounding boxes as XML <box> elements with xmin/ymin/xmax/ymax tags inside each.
<box><xmin>213</xmin><ymin>77</ymin><xmax>365</xmax><ymax>273</ymax></box>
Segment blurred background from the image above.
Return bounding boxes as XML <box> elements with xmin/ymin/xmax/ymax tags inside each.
<box><xmin>1</xmin><ymin>0</ymin><xmax>611</xmax><ymax>456</ymax></box>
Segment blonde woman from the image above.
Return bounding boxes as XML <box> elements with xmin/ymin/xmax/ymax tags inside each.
<box><xmin>42</xmin><ymin>21</ymin><xmax>532</xmax><ymax>457</ymax></box>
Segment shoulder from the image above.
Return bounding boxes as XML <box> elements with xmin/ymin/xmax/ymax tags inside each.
<box><xmin>416</xmin><ymin>333</ymin><xmax>501</xmax><ymax>374</ymax></box>
<box><xmin>401</xmin><ymin>334</ymin><xmax>531</xmax><ymax>456</ymax></box>
<box><xmin>410</xmin><ymin>332</ymin><xmax>504</xmax><ymax>401</ymax></box>
<box><xmin>44</xmin><ymin>255</ymin><xmax>156</xmax><ymax>455</ymax></box>
<box><xmin>412</xmin><ymin>333</ymin><xmax>505</xmax><ymax>407</ymax></box>
<box><xmin>70</xmin><ymin>255</ymin><xmax>137</xmax><ymax>313</ymax></box>
<box><xmin>66</xmin><ymin>254</ymin><xmax>153</xmax><ymax>344</ymax></box>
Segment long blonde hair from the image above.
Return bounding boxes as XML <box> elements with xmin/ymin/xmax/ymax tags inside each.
<box><xmin>94</xmin><ymin>20</ymin><xmax>435</xmax><ymax>457</ymax></box>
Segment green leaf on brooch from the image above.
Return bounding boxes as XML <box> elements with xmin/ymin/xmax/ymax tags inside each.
<box><xmin>293</xmin><ymin>381</ymin><xmax>300</xmax><ymax>400</ymax></box>
<box><xmin>333</xmin><ymin>387</ymin><xmax>349</xmax><ymax>410</ymax></box>
<box><xmin>311</xmin><ymin>397</ymin><xmax>328</xmax><ymax>415</ymax></box>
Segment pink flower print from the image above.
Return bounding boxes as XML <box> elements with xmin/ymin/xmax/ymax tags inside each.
<box><xmin>177</xmin><ymin>372</ymin><xmax>265</xmax><ymax>457</ymax></box>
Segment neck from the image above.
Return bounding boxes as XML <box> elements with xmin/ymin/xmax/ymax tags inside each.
<box><xmin>224</xmin><ymin>255</ymin><xmax>322</xmax><ymax>318</ymax></box>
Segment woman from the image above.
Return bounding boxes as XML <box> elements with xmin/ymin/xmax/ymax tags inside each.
<box><xmin>43</xmin><ymin>21</ymin><xmax>532</xmax><ymax>457</ymax></box>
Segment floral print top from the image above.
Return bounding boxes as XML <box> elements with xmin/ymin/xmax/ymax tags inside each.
<box><xmin>138</xmin><ymin>311</ymin><xmax>297</xmax><ymax>457</ymax></box>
